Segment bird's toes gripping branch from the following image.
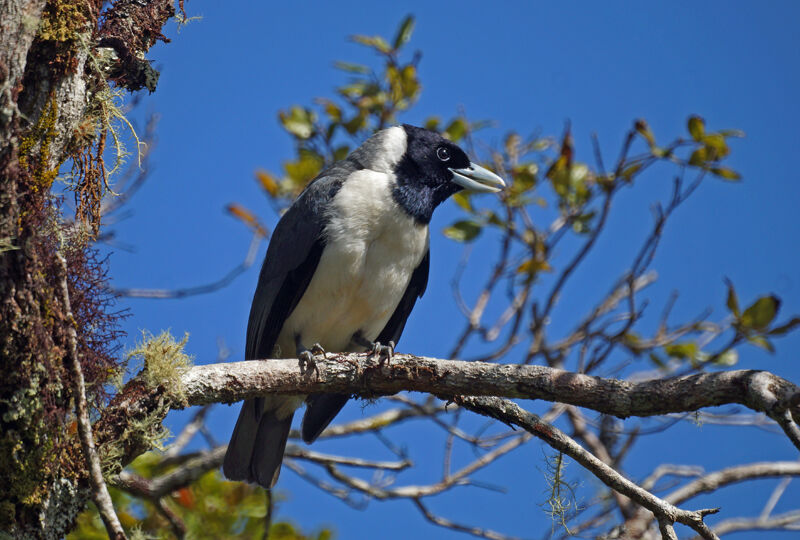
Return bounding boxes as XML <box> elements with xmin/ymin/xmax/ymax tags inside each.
<box><xmin>297</xmin><ymin>342</ymin><xmax>325</xmax><ymax>378</ymax></box>
<box><xmin>371</xmin><ymin>340</ymin><xmax>395</xmax><ymax>365</ymax></box>
<box><xmin>351</xmin><ymin>331</ymin><xmax>394</xmax><ymax>365</ymax></box>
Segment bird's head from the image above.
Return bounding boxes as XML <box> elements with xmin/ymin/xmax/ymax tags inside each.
<box><xmin>356</xmin><ymin>124</ymin><xmax>505</xmax><ymax>223</ymax></box>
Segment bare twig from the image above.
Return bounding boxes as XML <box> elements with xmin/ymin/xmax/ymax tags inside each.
<box><xmin>456</xmin><ymin>396</ymin><xmax>720</xmax><ymax>540</ymax></box>
<box><xmin>665</xmin><ymin>461</ymin><xmax>800</xmax><ymax>506</ymax></box>
<box><xmin>113</xmin><ymin>231</ymin><xmax>263</xmax><ymax>298</ymax></box>
<box><xmin>412</xmin><ymin>497</ymin><xmax>521</xmax><ymax>540</ymax></box>
<box><xmin>700</xmin><ymin>510</ymin><xmax>800</xmax><ymax>538</ymax></box>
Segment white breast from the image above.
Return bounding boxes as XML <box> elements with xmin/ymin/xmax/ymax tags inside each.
<box><xmin>275</xmin><ymin>170</ymin><xmax>429</xmax><ymax>358</ymax></box>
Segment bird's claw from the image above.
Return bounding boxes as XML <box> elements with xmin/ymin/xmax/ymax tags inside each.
<box><xmin>298</xmin><ymin>343</ymin><xmax>324</xmax><ymax>377</ymax></box>
<box><xmin>370</xmin><ymin>340</ymin><xmax>395</xmax><ymax>365</ymax></box>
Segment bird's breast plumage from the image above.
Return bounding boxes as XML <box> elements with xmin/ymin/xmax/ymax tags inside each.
<box><xmin>275</xmin><ymin>169</ymin><xmax>429</xmax><ymax>357</ymax></box>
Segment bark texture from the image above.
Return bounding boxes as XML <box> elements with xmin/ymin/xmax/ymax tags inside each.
<box><xmin>94</xmin><ymin>354</ymin><xmax>800</xmax><ymax>473</ymax></box>
<box><xmin>0</xmin><ymin>0</ymin><xmax>174</xmax><ymax>536</ymax></box>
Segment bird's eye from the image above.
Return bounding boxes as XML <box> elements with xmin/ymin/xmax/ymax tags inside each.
<box><xmin>436</xmin><ymin>147</ymin><xmax>450</xmax><ymax>161</ymax></box>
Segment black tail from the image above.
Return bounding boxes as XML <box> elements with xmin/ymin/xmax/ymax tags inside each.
<box><xmin>302</xmin><ymin>393</ymin><xmax>349</xmax><ymax>443</ymax></box>
<box><xmin>223</xmin><ymin>398</ymin><xmax>294</xmax><ymax>488</ymax></box>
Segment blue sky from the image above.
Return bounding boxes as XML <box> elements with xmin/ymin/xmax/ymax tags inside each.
<box><xmin>110</xmin><ymin>2</ymin><xmax>800</xmax><ymax>538</ymax></box>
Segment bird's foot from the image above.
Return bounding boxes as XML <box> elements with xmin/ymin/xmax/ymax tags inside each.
<box><xmin>370</xmin><ymin>340</ymin><xmax>395</xmax><ymax>365</ymax></box>
<box><xmin>297</xmin><ymin>342</ymin><xmax>324</xmax><ymax>377</ymax></box>
<box><xmin>351</xmin><ymin>331</ymin><xmax>394</xmax><ymax>365</ymax></box>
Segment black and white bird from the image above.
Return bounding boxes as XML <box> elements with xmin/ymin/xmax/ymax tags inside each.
<box><xmin>223</xmin><ymin>124</ymin><xmax>505</xmax><ymax>488</ymax></box>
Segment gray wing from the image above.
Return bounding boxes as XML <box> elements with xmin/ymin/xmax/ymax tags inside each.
<box><xmin>245</xmin><ymin>164</ymin><xmax>356</xmax><ymax>360</ymax></box>
<box><xmin>224</xmin><ymin>161</ymin><xmax>357</xmax><ymax>486</ymax></box>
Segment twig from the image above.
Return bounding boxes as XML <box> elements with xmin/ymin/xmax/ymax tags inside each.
<box><xmin>665</xmin><ymin>461</ymin><xmax>800</xmax><ymax>506</ymax></box>
<box><xmin>113</xmin><ymin>231</ymin><xmax>263</xmax><ymax>298</ymax></box>
<box><xmin>57</xmin><ymin>253</ymin><xmax>126</xmax><ymax>540</ymax></box>
<box><xmin>456</xmin><ymin>396</ymin><xmax>720</xmax><ymax>539</ymax></box>
<box><xmin>700</xmin><ymin>510</ymin><xmax>800</xmax><ymax>538</ymax></box>
<box><xmin>286</xmin><ymin>444</ymin><xmax>412</xmax><ymax>470</ymax></box>
<box><xmin>412</xmin><ymin>497</ymin><xmax>521</xmax><ymax>540</ymax></box>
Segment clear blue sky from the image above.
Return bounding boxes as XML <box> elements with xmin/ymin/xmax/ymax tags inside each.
<box><xmin>111</xmin><ymin>2</ymin><xmax>800</xmax><ymax>538</ymax></box>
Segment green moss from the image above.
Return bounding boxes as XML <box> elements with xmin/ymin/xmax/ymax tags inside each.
<box><xmin>37</xmin><ymin>0</ymin><xmax>88</xmax><ymax>42</ymax></box>
<box><xmin>18</xmin><ymin>92</ymin><xmax>60</xmax><ymax>190</ymax></box>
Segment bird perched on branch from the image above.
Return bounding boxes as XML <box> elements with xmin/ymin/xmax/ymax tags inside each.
<box><xmin>223</xmin><ymin>124</ymin><xmax>505</xmax><ymax>488</ymax></box>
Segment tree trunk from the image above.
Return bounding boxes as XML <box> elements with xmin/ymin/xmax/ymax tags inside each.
<box><xmin>0</xmin><ymin>1</ymin><xmax>173</xmax><ymax>536</ymax></box>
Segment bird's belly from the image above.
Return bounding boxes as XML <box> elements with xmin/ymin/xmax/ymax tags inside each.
<box><xmin>276</xmin><ymin>205</ymin><xmax>428</xmax><ymax>357</ymax></box>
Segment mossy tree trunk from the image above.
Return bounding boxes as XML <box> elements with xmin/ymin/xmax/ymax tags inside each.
<box><xmin>0</xmin><ymin>0</ymin><xmax>174</xmax><ymax>537</ymax></box>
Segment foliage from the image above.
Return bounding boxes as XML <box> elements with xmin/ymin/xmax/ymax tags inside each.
<box><xmin>69</xmin><ymin>453</ymin><xmax>332</xmax><ymax>539</ymax></box>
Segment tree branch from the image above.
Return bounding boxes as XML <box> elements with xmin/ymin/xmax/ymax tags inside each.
<box><xmin>173</xmin><ymin>355</ymin><xmax>799</xmax><ymax>449</ymax></box>
<box><xmin>455</xmin><ymin>396</ymin><xmax>720</xmax><ymax>540</ymax></box>
<box><xmin>665</xmin><ymin>462</ymin><xmax>800</xmax><ymax>506</ymax></box>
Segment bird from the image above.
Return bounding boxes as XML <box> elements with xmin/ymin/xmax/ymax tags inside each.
<box><xmin>223</xmin><ymin>124</ymin><xmax>505</xmax><ymax>488</ymax></box>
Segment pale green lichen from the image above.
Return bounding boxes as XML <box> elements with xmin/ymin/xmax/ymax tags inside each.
<box><xmin>127</xmin><ymin>330</ymin><xmax>193</xmax><ymax>405</ymax></box>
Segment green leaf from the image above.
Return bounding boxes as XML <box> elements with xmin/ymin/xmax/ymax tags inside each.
<box><xmin>648</xmin><ymin>352</ymin><xmax>666</xmax><ymax>368</ymax></box>
<box><xmin>333</xmin><ymin>61</ymin><xmax>370</xmax><ymax>74</ymax></box>
<box><xmin>516</xmin><ymin>258</ymin><xmax>551</xmax><ymax>275</ymax></box>
<box><xmin>279</xmin><ymin>106</ymin><xmax>315</xmax><ymax>139</ymax></box>
<box><xmin>452</xmin><ymin>191</ymin><xmax>472</xmax><ymax>211</ymax></box>
<box><xmin>725</xmin><ymin>279</ymin><xmax>740</xmax><ymax>316</ymax></box>
<box><xmin>713</xmin><ymin>349</ymin><xmax>739</xmax><ymax>366</ymax></box>
<box><xmin>443</xmin><ymin>220</ymin><xmax>482</xmax><ymax>242</ymax></box>
<box><xmin>718</xmin><ymin>129</ymin><xmax>746</xmax><ymax>138</ymax></box>
<box><xmin>747</xmin><ymin>335</ymin><xmax>775</xmax><ymax>353</ymax></box>
<box><xmin>512</xmin><ymin>163</ymin><xmax>538</xmax><ymax>192</ymax></box>
<box><xmin>284</xmin><ymin>150</ymin><xmax>323</xmax><ymax>185</ymax></box>
<box><xmin>710</xmin><ymin>166</ymin><xmax>742</xmax><ymax>181</ymax></box>
<box><xmin>741</xmin><ymin>295</ymin><xmax>781</xmax><ymax>330</ymax></box>
<box><xmin>424</xmin><ymin>116</ymin><xmax>441</xmax><ymax>131</ymax></box>
<box><xmin>444</xmin><ymin>118</ymin><xmax>467</xmax><ymax>142</ymax></box>
<box><xmin>688</xmin><ymin>147</ymin><xmax>708</xmax><ymax>166</ymax></box>
<box><xmin>351</xmin><ymin>34</ymin><xmax>391</xmax><ymax>53</ymax></box>
<box><xmin>572</xmin><ymin>211</ymin><xmax>596</xmax><ymax>234</ymax></box>
<box><xmin>635</xmin><ymin>119</ymin><xmax>655</xmax><ymax>147</ymax></box>
<box><xmin>664</xmin><ymin>342</ymin><xmax>698</xmax><ymax>360</ymax></box>
<box><xmin>620</xmin><ymin>162</ymin><xmax>642</xmax><ymax>181</ymax></box>
<box><xmin>688</xmin><ymin>115</ymin><xmax>705</xmax><ymax>141</ymax></box>
<box><xmin>333</xmin><ymin>145</ymin><xmax>350</xmax><ymax>161</ymax></box>
<box><xmin>393</xmin><ymin>15</ymin><xmax>415</xmax><ymax>50</ymax></box>
<box><xmin>767</xmin><ymin>316</ymin><xmax>800</xmax><ymax>336</ymax></box>
<box><xmin>702</xmin><ymin>133</ymin><xmax>730</xmax><ymax>159</ymax></box>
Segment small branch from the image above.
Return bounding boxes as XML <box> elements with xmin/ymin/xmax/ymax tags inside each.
<box><xmin>412</xmin><ymin>497</ymin><xmax>521</xmax><ymax>540</ymax></box>
<box><xmin>700</xmin><ymin>510</ymin><xmax>800</xmax><ymax>538</ymax></box>
<box><xmin>760</xmin><ymin>477</ymin><xmax>792</xmax><ymax>520</ymax></box>
<box><xmin>57</xmin><ymin>254</ymin><xmax>126</xmax><ymax>540</ymax></box>
<box><xmin>286</xmin><ymin>444</ymin><xmax>412</xmax><ymax>470</ymax></box>
<box><xmin>163</xmin><ymin>405</ymin><xmax>210</xmax><ymax>459</ymax></box>
<box><xmin>456</xmin><ymin>396</ymin><xmax>720</xmax><ymax>539</ymax></box>
<box><xmin>113</xmin><ymin>232</ymin><xmax>263</xmax><ymax>298</ymax></box>
<box><xmin>665</xmin><ymin>461</ymin><xmax>800</xmax><ymax>506</ymax></box>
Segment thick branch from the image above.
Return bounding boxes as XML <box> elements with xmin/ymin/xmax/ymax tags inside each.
<box><xmin>177</xmin><ymin>355</ymin><xmax>800</xmax><ymax>447</ymax></box>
